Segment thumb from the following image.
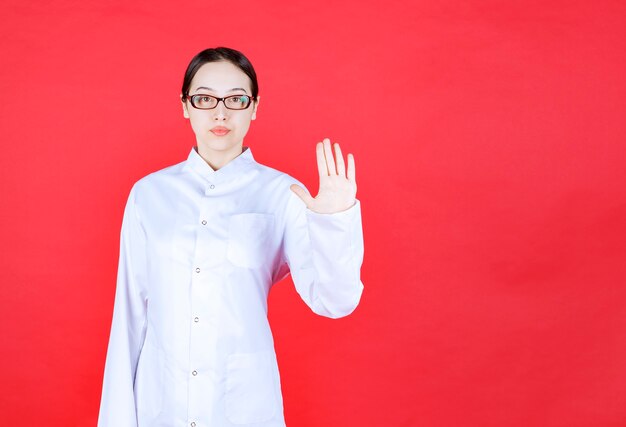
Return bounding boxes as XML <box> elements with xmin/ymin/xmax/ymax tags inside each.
<box><xmin>290</xmin><ymin>184</ymin><xmax>314</xmax><ymax>207</ymax></box>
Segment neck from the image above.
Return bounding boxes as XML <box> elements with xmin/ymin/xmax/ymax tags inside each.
<box><xmin>196</xmin><ymin>143</ymin><xmax>244</xmax><ymax>171</ymax></box>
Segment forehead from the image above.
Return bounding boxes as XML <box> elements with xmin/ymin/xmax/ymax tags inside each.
<box><xmin>191</xmin><ymin>61</ymin><xmax>252</xmax><ymax>93</ymax></box>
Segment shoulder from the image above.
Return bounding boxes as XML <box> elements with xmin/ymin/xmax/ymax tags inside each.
<box><xmin>137</xmin><ymin>159</ymin><xmax>186</xmax><ymax>186</ymax></box>
<box><xmin>132</xmin><ymin>161</ymin><xmax>185</xmax><ymax>191</ymax></box>
<box><xmin>248</xmin><ymin>152</ymin><xmax>305</xmax><ymax>188</ymax></box>
<box><xmin>250</xmin><ymin>159</ymin><xmax>308</xmax><ymax>197</ymax></box>
<box><xmin>123</xmin><ymin>158</ymin><xmax>187</xmax><ymax>205</ymax></box>
<box><xmin>249</xmin><ymin>160</ymin><xmax>310</xmax><ymax>220</ymax></box>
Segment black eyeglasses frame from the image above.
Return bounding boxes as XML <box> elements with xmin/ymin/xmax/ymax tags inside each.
<box><xmin>185</xmin><ymin>94</ymin><xmax>256</xmax><ymax>110</ymax></box>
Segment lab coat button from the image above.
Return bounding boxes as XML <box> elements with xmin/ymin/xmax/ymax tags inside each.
<box><xmin>194</xmin><ymin>317</ymin><xmax>199</xmax><ymax>323</ymax></box>
<box><xmin>192</xmin><ymin>370</ymin><xmax>198</xmax><ymax>376</ymax></box>
<box><xmin>190</xmin><ymin>423</ymin><xmax>196</xmax><ymax>427</ymax></box>
<box><xmin>209</xmin><ymin>184</ymin><xmax>215</xmax><ymax>189</ymax></box>
<box><xmin>201</xmin><ymin>220</ymin><xmax>207</xmax><ymax>225</ymax></box>
<box><xmin>195</xmin><ymin>267</ymin><xmax>200</xmax><ymax>273</ymax></box>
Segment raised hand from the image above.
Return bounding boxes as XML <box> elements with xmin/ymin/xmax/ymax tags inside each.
<box><xmin>290</xmin><ymin>138</ymin><xmax>357</xmax><ymax>214</ymax></box>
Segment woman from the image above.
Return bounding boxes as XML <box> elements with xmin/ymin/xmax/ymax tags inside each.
<box><xmin>97</xmin><ymin>47</ymin><xmax>364</xmax><ymax>427</ymax></box>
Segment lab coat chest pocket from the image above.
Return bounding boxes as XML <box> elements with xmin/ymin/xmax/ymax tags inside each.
<box><xmin>227</xmin><ymin>213</ymin><xmax>274</xmax><ymax>269</ymax></box>
<box><xmin>225</xmin><ymin>350</ymin><xmax>279</xmax><ymax>424</ymax></box>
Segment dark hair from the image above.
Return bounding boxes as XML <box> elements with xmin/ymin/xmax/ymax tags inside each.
<box><xmin>181</xmin><ymin>47</ymin><xmax>259</xmax><ymax>101</ymax></box>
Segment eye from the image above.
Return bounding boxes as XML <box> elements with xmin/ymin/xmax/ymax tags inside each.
<box><xmin>193</xmin><ymin>95</ymin><xmax>216</xmax><ymax>107</ymax></box>
<box><xmin>232</xmin><ymin>96</ymin><xmax>246</xmax><ymax>103</ymax></box>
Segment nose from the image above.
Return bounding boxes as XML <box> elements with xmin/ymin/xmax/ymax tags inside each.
<box><xmin>213</xmin><ymin>100</ymin><xmax>228</xmax><ymax>121</ymax></box>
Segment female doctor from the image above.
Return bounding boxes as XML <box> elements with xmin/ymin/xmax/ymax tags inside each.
<box><xmin>97</xmin><ymin>47</ymin><xmax>364</xmax><ymax>427</ymax></box>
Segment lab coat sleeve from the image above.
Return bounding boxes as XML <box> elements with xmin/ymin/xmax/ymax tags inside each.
<box><xmin>98</xmin><ymin>184</ymin><xmax>148</xmax><ymax>427</ymax></box>
<box><xmin>281</xmin><ymin>184</ymin><xmax>364</xmax><ymax>319</ymax></box>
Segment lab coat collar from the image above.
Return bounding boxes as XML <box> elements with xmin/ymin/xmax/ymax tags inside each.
<box><xmin>184</xmin><ymin>145</ymin><xmax>256</xmax><ymax>184</ymax></box>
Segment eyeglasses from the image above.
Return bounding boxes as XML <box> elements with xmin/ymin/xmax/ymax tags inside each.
<box><xmin>185</xmin><ymin>94</ymin><xmax>256</xmax><ymax>110</ymax></box>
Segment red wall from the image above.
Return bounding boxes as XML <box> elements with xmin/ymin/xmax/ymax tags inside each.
<box><xmin>1</xmin><ymin>1</ymin><xmax>625</xmax><ymax>426</ymax></box>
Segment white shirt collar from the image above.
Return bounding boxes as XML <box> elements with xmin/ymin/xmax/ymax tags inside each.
<box><xmin>183</xmin><ymin>145</ymin><xmax>256</xmax><ymax>184</ymax></box>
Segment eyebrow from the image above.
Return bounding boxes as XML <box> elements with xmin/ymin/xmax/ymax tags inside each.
<box><xmin>193</xmin><ymin>86</ymin><xmax>249</xmax><ymax>94</ymax></box>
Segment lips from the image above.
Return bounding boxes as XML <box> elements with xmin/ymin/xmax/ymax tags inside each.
<box><xmin>210</xmin><ymin>127</ymin><xmax>230</xmax><ymax>136</ymax></box>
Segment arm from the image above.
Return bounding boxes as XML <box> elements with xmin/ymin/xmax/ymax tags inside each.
<box><xmin>98</xmin><ymin>184</ymin><xmax>148</xmax><ymax>427</ymax></box>
<box><xmin>283</xmin><ymin>138</ymin><xmax>364</xmax><ymax>318</ymax></box>
<box><xmin>282</xmin><ymin>189</ymin><xmax>364</xmax><ymax>318</ymax></box>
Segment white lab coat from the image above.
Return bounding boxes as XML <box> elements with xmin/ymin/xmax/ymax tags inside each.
<box><xmin>97</xmin><ymin>145</ymin><xmax>364</xmax><ymax>427</ymax></box>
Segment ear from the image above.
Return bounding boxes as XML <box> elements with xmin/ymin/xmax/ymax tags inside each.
<box><xmin>181</xmin><ymin>94</ymin><xmax>189</xmax><ymax>119</ymax></box>
<box><xmin>251</xmin><ymin>95</ymin><xmax>260</xmax><ymax>120</ymax></box>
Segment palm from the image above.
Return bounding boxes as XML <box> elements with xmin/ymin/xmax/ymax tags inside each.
<box><xmin>291</xmin><ymin>138</ymin><xmax>357</xmax><ymax>214</ymax></box>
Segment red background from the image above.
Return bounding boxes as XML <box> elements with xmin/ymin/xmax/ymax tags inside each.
<box><xmin>1</xmin><ymin>1</ymin><xmax>626</xmax><ymax>426</ymax></box>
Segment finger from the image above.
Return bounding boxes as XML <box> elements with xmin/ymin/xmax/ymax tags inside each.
<box><xmin>290</xmin><ymin>184</ymin><xmax>315</xmax><ymax>206</ymax></box>
<box><xmin>323</xmin><ymin>138</ymin><xmax>337</xmax><ymax>175</ymax></box>
<box><xmin>316</xmin><ymin>141</ymin><xmax>328</xmax><ymax>176</ymax></box>
<box><xmin>334</xmin><ymin>143</ymin><xmax>346</xmax><ymax>177</ymax></box>
<box><xmin>347</xmin><ymin>153</ymin><xmax>356</xmax><ymax>182</ymax></box>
